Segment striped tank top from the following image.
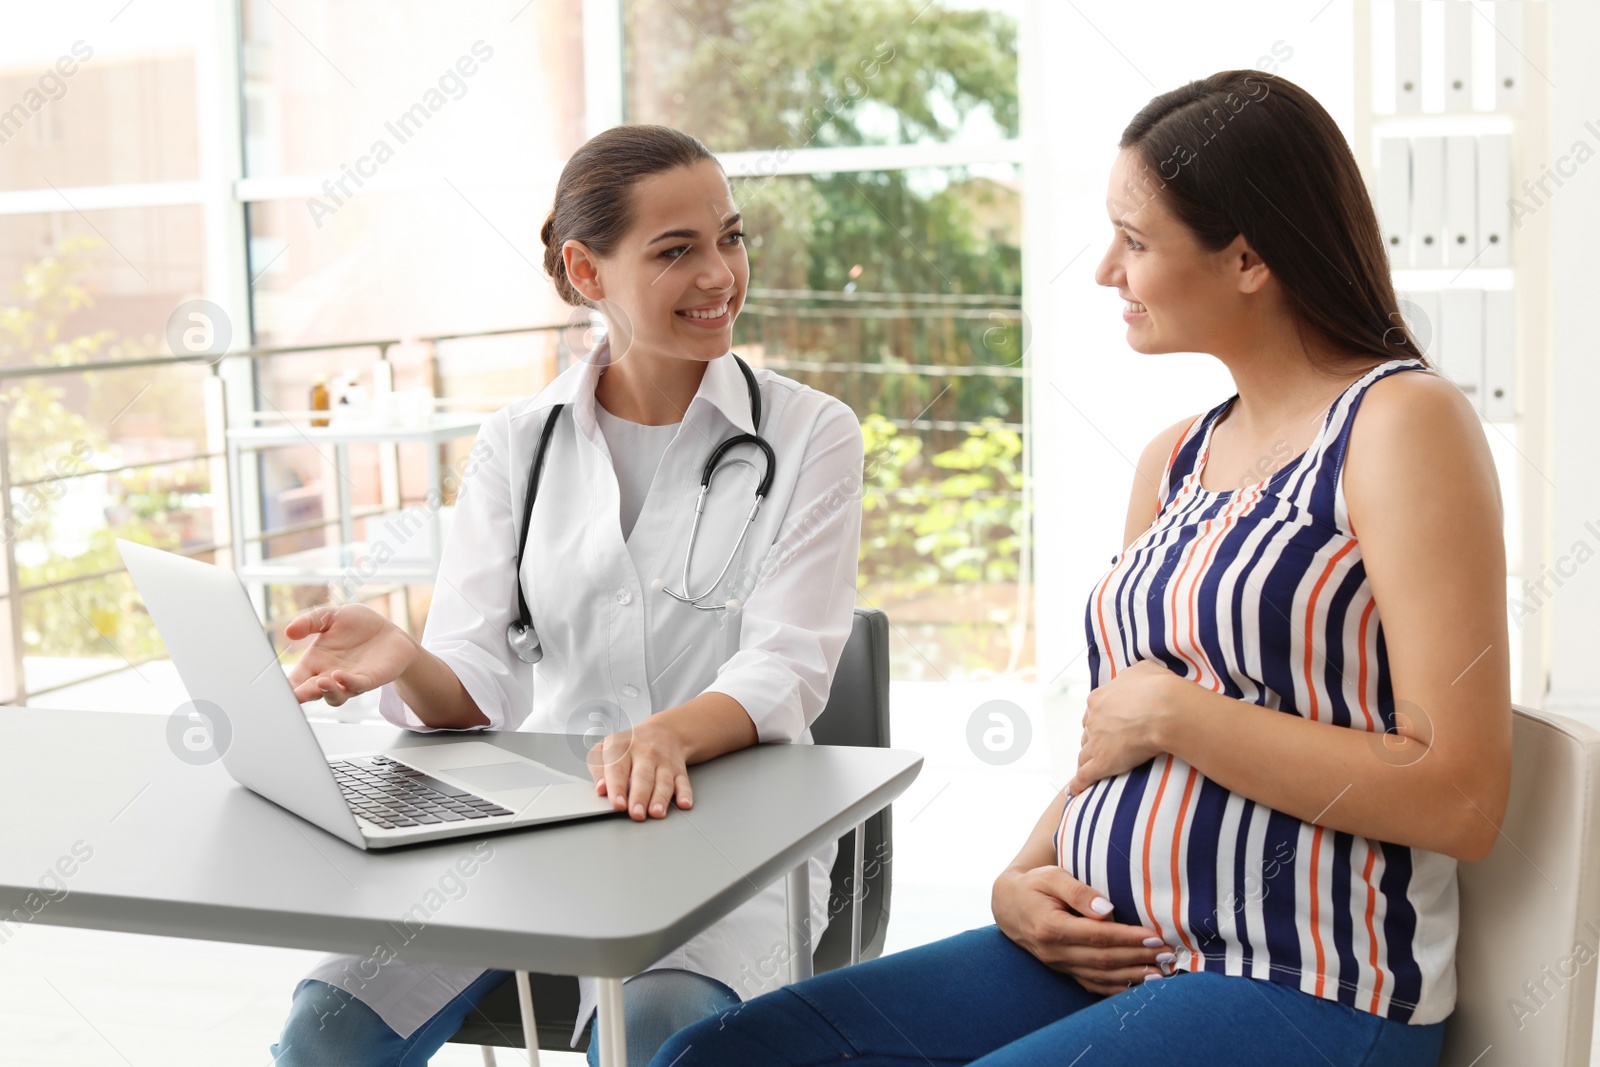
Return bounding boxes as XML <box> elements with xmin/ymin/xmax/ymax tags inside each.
<box><xmin>1058</xmin><ymin>358</ymin><xmax>1457</xmax><ymax>1024</ymax></box>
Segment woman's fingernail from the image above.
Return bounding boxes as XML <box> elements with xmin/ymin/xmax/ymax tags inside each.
<box><xmin>632</xmin><ymin>804</ymin><xmax>644</xmax><ymax>817</ymax></box>
<box><xmin>1142</xmin><ymin>937</ymin><xmax>1164</xmax><ymax>948</ymax></box>
<box><xmin>1156</xmin><ymin>952</ymin><xmax>1176</xmax><ymax>964</ymax></box>
<box><xmin>1090</xmin><ymin>897</ymin><xmax>1115</xmax><ymax>915</ymax></box>
<box><xmin>1142</xmin><ymin>973</ymin><xmax>1164</xmax><ymax>983</ymax></box>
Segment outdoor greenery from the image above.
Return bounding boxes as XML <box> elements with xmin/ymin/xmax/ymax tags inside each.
<box><xmin>626</xmin><ymin>0</ymin><xmax>1019</xmax><ymax>151</ymax></box>
<box><xmin>5</xmin><ymin>0</ymin><xmax>1029</xmax><ymax>683</ymax></box>
<box><xmin>860</xmin><ymin>412</ymin><xmax>1023</xmax><ymax>587</ymax></box>
<box><xmin>3</xmin><ymin>238</ymin><xmax>197</xmax><ymax>663</ymax></box>
<box><xmin>629</xmin><ymin>0</ymin><xmax>1031</xmax><ymax>672</ymax></box>
<box><xmin>627</xmin><ymin>0</ymin><xmax>1024</xmax><ymax>426</ymax></box>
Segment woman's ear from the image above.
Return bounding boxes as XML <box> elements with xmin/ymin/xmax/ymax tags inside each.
<box><xmin>1226</xmin><ymin>234</ymin><xmax>1272</xmax><ymax>295</ymax></box>
<box><xmin>563</xmin><ymin>240</ymin><xmax>606</xmax><ymax>303</ymax></box>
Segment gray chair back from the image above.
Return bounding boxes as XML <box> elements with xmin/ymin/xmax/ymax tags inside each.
<box><xmin>809</xmin><ymin>607</ymin><xmax>892</xmax><ymax>972</ymax></box>
<box><xmin>450</xmin><ymin>606</ymin><xmax>893</xmax><ymax>1051</ymax></box>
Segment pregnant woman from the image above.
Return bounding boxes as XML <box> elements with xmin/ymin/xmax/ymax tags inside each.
<box><xmin>649</xmin><ymin>70</ymin><xmax>1511</xmax><ymax>1067</ymax></box>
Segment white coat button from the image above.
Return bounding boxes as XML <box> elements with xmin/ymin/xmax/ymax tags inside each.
<box><xmin>621</xmin><ymin>684</ymin><xmax>640</xmax><ymax>698</ymax></box>
<box><xmin>615</xmin><ymin>588</ymin><xmax>632</xmax><ymax>605</ymax></box>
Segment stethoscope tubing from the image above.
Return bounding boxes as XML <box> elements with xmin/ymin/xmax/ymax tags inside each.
<box><xmin>505</xmin><ymin>353</ymin><xmax>772</xmax><ymax>662</ymax></box>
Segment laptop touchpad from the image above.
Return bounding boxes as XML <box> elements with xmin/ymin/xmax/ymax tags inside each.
<box><xmin>447</xmin><ymin>761</ymin><xmax>574</xmax><ymax>791</ymax></box>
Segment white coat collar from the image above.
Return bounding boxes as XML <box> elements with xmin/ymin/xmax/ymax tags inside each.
<box><xmin>524</xmin><ymin>338</ymin><xmax>757</xmax><ymax>436</ymax></box>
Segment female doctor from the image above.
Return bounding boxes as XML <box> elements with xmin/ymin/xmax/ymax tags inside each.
<box><xmin>268</xmin><ymin>124</ymin><xmax>864</xmax><ymax>1066</ymax></box>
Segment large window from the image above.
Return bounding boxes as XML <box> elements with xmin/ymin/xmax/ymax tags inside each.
<box><xmin>0</xmin><ymin>7</ymin><xmax>221</xmax><ymax>702</ymax></box>
<box><xmin>235</xmin><ymin>0</ymin><xmax>592</xmax><ymax>629</ymax></box>
<box><xmin>733</xmin><ymin>166</ymin><xmax>1026</xmax><ymax>676</ymax></box>
<box><xmin>624</xmin><ymin>0</ymin><xmax>1018</xmax><ymax>152</ymax></box>
<box><xmin>0</xmin><ymin>0</ymin><xmax>1025</xmax><ymax>706</ymax></box>
<box><xmin>626</xmin><ymin>0</ymin><xmax>1029</xmax><ymax>679</ymax></box>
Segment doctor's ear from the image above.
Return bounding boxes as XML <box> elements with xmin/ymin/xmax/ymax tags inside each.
<box><xmin>563</xmin><ymin>240</ymin><xmax>606</xmax><ymax>304</ymax></box>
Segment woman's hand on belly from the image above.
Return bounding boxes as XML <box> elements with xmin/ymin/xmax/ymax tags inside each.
<box><xmin>992</xmin><ymin>865</ymin><xmax>1174</xmax><ymax>995</ymax></box>
<box><xmin>1068</xmin><ymin>659</ymin><xmax>1182</xmax><ymax>796</ymax></box>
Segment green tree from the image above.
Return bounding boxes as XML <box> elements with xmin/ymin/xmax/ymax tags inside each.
<box><xmin>628</xmin><ymin>0</ymin><xmax>1029</xmax><ymax>674</ymax></box>
<box><xmin>626</xmin><ymin>0</ymin><xmax>1019</xmax><ymax>151</ymax></box>
<box><xmin>627</xmin><ymin>0</ymin><xmax>1023</xmax><ymax>427</ymax></box>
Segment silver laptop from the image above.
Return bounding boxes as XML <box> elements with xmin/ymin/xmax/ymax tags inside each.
<box><xmin>117</xmin><ymin>538</ymin><xmax>616</xmax><ymax>850</ymax></box>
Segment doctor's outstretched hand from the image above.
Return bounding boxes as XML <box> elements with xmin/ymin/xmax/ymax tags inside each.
<box><xmin>283</xmin><ymin>604</ymin><xmax>417</xmax><ymax>708</ymax></box>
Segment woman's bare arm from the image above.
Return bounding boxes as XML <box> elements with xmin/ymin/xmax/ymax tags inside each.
<box><xmin>1137</xmin><ymin>373</ymin><xmax>1512</xmax><ymax>860</ymax></box>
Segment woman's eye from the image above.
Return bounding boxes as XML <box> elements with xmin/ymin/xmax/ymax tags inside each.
<box><xmin>1122</xmin><ymin>234</ymin><xmax>1143</xmax><ymax>251</ymax></box>
<box><xmin>724</xmin><ymin>229</ymin><xmax>745</xmax><ymax>245</ymax></box>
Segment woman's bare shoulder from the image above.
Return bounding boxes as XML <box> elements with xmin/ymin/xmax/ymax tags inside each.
<box><xmin>1344</xmin><ymin>367</ymin><xmax>1499</xmax><ymax>519</ymax></box>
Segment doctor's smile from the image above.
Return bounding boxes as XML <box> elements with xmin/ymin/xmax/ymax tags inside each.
<box><xmin>674</xmin><ymin>298</ymin><xmax>733</xmax><ymax>327</ymax></box>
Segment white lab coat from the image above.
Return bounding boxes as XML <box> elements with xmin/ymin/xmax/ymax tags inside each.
<box><xmin>299</xmin><ymin>342</ymin><xmax>862</xmax><ymax>1045</ymax></box>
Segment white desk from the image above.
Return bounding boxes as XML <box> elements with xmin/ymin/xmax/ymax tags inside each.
<box><xmin>0</xmin><ymin>710</ymin><xmax>921</xmax><ymax>1065</ymax></box>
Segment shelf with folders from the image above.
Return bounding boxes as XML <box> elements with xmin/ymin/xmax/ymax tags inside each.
<box><xmin>1358</xmin><ymin>0</ymin><xmax>1544</xmax><ymax>424</ymax></box>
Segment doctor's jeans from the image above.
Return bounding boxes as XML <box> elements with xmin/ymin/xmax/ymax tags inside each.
<box><xmin>648</xmin><ymin>925</ymin><xmax>1447</xmax><ymax>1067</ymax></box>
<box><xmin>270</xmin><ymin>967</ymin><xmax>740</xmax><ymax>1066</ymax></box>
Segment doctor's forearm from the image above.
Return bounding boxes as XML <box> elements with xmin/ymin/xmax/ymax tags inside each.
<box><xmin>394</xmin><ymin>644</ymin><xmax>491</xmax><ymax>730</ymax></box>
<box><xmin>655</xmin><ymin>692</ymin><xmax>758</xmax><ymax>764</ymax></box>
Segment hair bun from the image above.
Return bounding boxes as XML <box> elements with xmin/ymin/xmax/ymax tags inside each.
<box><xmin>540</xmin><ymin>125</ymin><xmax>716</xmax><ymax>309</ymax></box>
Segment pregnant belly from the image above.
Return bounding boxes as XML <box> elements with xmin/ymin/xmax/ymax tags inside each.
<box><xmin>1056</xmin><ymin>754</ymin><xmax>1290</xmax><ymax>967</ymax></box>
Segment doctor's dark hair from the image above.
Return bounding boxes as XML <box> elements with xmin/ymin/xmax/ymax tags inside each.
<box><xmin>1118</xmin><ymin>70</ymin><xmax>1426</xmax><ymax>368</ymax></box>
<box><xmin>540</xmin><ymin>125</ymin><xmax>718</xmax><ymax>307</ymax></box>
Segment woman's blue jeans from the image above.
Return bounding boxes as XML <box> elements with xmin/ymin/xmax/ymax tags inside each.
<box><xmin>649</xmin><ymin>926</ymin><xmax>1448</xmax><ymax>1067</ymax></box>
<box><xmin>270</xmin><ymin>967</ymin><xmax>739</xmax><ymax>1066</ymax></box>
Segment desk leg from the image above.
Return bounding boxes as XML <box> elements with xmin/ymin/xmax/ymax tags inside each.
<box><xmin>514</xmin><ymin>970</ymin><xmax>541</xmax><ymax>1067</ymax></box>
<box><xmin>597</xmin><ymin>976</ymin><xmax>627</xmax><ymax>1067</ymax></box>
<box><xmin>851</xmin><ymin>820</ymin><xmax>865</xmax><ymax>966</ymax></box>
<box><xmin>786</xmin><ymin>863</ymin><xmax>813</xmax><ymax>983</ymax></box>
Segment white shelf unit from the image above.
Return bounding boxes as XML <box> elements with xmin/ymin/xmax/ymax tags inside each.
<box><xmin>225</xmin><ymin>407</ymin><xmax>484</xmax><ymax>627</ymax></box>
<box><xmin>1352</xmin><ymin>0</ymin><xmax>1552</xmax><ymax>706</ymax></box>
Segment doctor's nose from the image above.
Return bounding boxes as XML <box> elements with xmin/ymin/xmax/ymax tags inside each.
<box><xmin>697</xmin><ymin>257</ymin><xmax>736</xmax><ymax>292</ymax></box>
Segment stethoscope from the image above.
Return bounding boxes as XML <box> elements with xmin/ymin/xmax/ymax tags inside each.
<box><xmin>505</xmin><ymin>353</ymin><xmax>776</xmax><ymax>665</ymax></box>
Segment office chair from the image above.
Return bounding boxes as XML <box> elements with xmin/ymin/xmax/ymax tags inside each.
<box><xmin>1439</xmin><ymin>704</ymin><xmax>1600</xmax><ymax>1066</ymax></box>
<box><xmin>447</xmin><ymin>606</ymin><xmax>894</xmax><ymax>1058</ymax></box>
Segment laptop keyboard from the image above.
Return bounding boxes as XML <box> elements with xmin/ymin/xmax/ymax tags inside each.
<box><xmin>330</xmin><ymin>754</ymin><xmax>514</xmax><ymax>830</ymax></box>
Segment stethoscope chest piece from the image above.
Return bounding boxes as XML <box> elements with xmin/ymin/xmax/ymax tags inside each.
<box><xmin>506</xmin><ymin>620</ymin><xmax>544</xmax><ymax>665</ymax></box>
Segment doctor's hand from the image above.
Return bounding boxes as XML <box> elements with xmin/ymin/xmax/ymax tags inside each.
<box><xmin>283</xmin><ymin>604</ymin><xmax>418</xmax><ymax>707</ymax></box>
<box><xmin>586</xmin><ymin>717</ymin><xmax>694</xmax><ymax>822</ymax></box>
